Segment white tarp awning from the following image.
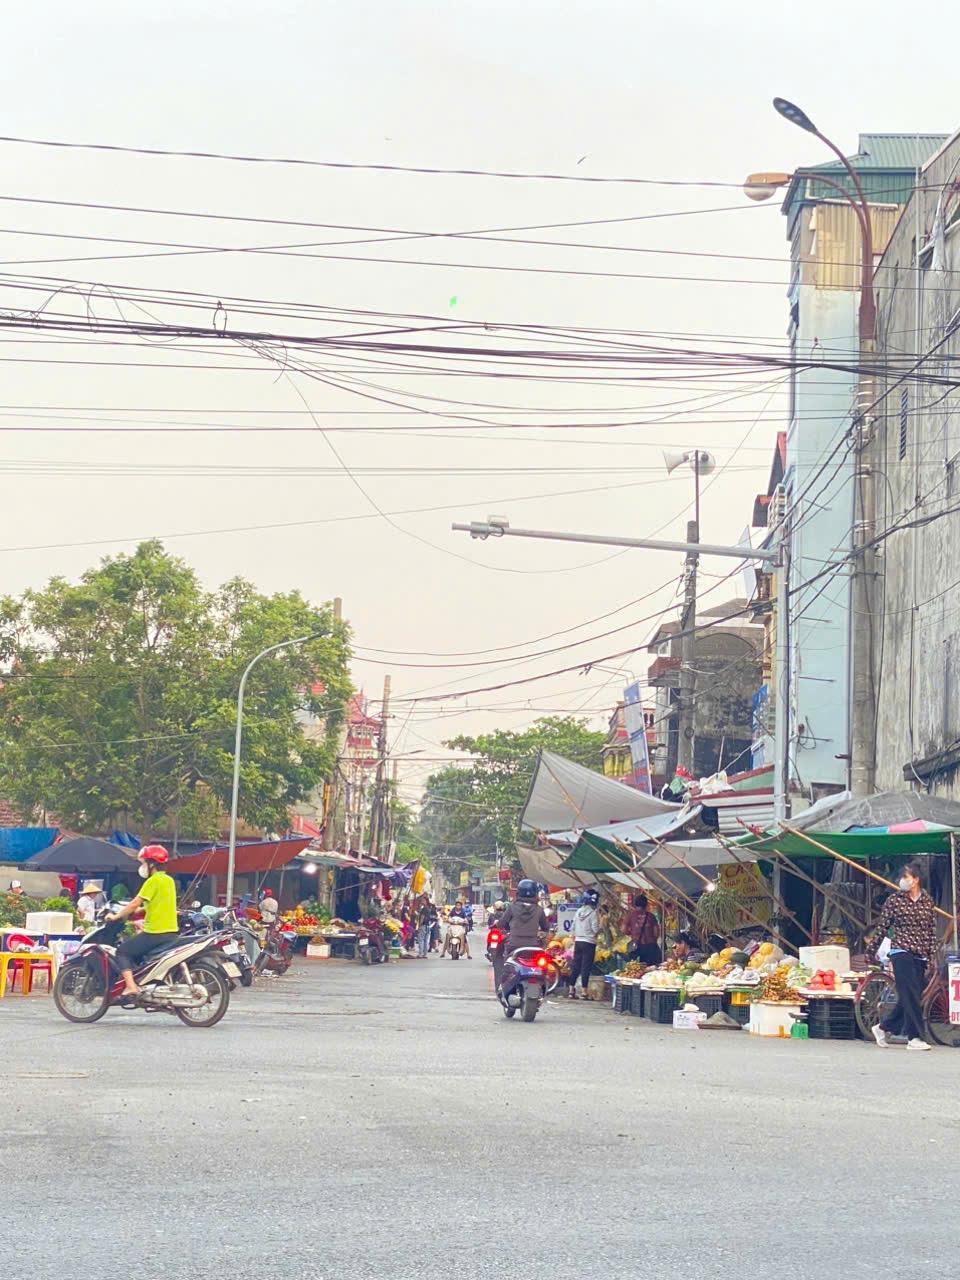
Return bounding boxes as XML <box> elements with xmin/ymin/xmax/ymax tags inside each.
<box><xmin>516</xmin><ymin>845</ymin><xmax>603</xmax><ymax>890</ymax></box>
<box><xmin>519</xmin><ymin>749</ymin><xmax>673</xmax><ymax>834</ymax></box>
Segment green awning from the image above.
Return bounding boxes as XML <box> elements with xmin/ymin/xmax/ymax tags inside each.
<box><xmin>734</xmin><ymin>829</ymin><xmax>957</xmax><ymax>859</ymax></box>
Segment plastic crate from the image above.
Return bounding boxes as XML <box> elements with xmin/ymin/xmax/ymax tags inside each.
<box><xmin>647</xmin><ymin>989</ymin><xmax>681</xmax><ymax>1024</ymax></box>
<box><xmin>722</xmin><ymin>994</ymin><xmax>752</xmax><ymax>1026</ymax></box>
<box><xmin>612</xmin><ymin>982</ymin><xmax>630</xmax><ymax>1014</ymax></box>
<box><xmin>688</xmin><ymin>992</ymin><xmax>723</xmax><ymax>1018</ymax></box>
<box><xmin>629</xmin><ymin>987</ymin><xmax>645</xmax><ymax>1018</ymax></box>
<box><xmin>806</xmin><ymin>997</ymin><xmax>856</xmax><ymax>1041</ymax></box>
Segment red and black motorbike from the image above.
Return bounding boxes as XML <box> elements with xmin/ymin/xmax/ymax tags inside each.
<box><xmin>253</xmin><ymin>919</ymin><xmax>296</xmax><ymax>976</ymax></box>
<box><xmin>53</xmin><ymin>913</ymin><xmax>230</xmax><ymax>1028</ymax></box>
<box><xmin>357</xmin><ymin>917</ymin><xmax>390</xmax><ymax>965</ymax></box>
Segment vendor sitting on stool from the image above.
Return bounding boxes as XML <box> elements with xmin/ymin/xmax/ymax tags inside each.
<box><xmin>669</xmin><ymin>930</ymin><xmax>705</xmax><ymax>964</ymax></box>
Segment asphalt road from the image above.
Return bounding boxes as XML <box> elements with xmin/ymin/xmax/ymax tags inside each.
<box><xmin>5</xmin><ymin>952</ymin><xmax>957</xmax><ymax>1279</ymax></box>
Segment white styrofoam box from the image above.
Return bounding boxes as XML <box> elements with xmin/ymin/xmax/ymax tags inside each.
<box><xmin>748</xmin><ymin>1001</ymin><xmax>804</xmax><ymax>1038</ymax></box>
<box><xmin>24</xmin><ymin>911</ymin><xmax>74</xmax><ymax>934</ymax></box>
<box><xmin>306</xmin><ymin>943</ymin><xmax>331</xmax><ymax>958</ymax></box>
<box><xmin>673</xmin><ymin>1010</ymin><xmax>707</xmax><ymax>1031</ymax></box>
<box><xmin>798</xmin><ymin>945</ymin><xmax>850</xmax><ymax>976</ymax></box>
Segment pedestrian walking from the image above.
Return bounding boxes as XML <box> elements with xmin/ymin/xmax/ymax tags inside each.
<box><xmin>415</xmin><ymin>898</ymin><xmax>435</xmax><ymax>958</ymax></box>
<box><xmin>568</xmin><ymin>889</ymin><xmax>600</xmax><ymax>1000</ymax></box>
<box><xmin>869</xmin><ymin>860</ymin><xmax>938</xmax><ymax>1052</ymax></box>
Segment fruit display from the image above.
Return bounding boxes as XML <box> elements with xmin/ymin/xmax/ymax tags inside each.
<box><xmin>641</xmin><ymin>968</ymin><xmax>682</xmax><ymax>990</ymax></box>
<box><xmin>755</xmin><ymin>961</ymin><xmax>803</xmax><ymax>1003</ymax></box>
<box><xmin>685</xmin><ymin>970</ymin><xmax>725</xmax><ymax>993</ymax></box>
<box><xmin>802</xmin><ymin>968</ymin><xmax>853</xmax><ymax>995</ymax></box>
<box><xmin>747</xmin><ymin>942</ymin><xmax>784</xmax><ymax>970</ymax></box>
<box><xmin>613</xmin><ymin>960</ymin><xmax>648</xmax><ymax>979</ymax></box>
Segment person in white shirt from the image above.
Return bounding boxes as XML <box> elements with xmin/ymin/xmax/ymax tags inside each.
<box><xmin>76</xmin><ymin>880</ymin><xmax>106</xmax><ymax>925</ymax></box>
<box><xmin>259</xmin><ymin>887</ymin><xmax>279</xmax><ymax>926</ymax></box>
<box><xmin>568</xmin><ymin>889</ymin><xmax>602</xmax><ymax>1000</ymax></box>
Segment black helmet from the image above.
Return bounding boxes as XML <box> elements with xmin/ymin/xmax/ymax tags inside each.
<box><xmin>581</xmin><ymin>889</ymin><xmax>599</xmax><ymax>907</ymax></box>
<box><xmin>516</xmin><ymin>879</ymin><xmax>538</xmax><ymax>901</ymax></box>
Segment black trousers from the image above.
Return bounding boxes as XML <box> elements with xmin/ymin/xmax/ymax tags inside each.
<box><xmin>630</xmin><ymin>942</ymin><xmax>662</xmax><ymax>965</ymax></box>
<box><xmin>880</xmin><ymin>951</ymin><xmax>927</xmax><ymax>1041</ymax></box>
<box><xmin>116</xmin><ymin>930</ymin><xmax>179</xmax><ymax>973</ymax></box>
<box><xmin>569</xmin><ymin>941</ymin><xmax>597</xmax><ymax>990</ymax></box>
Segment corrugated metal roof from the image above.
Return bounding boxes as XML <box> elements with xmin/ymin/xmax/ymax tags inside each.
<box><xmin>852</xmin><ymin>134</ymin><xmax>948</xmax><ymax>169</ymax></box>
<box><xmin>782</xmin><ymin>133</ymin><xmax>949</xmax><ymax>232</ymax></box>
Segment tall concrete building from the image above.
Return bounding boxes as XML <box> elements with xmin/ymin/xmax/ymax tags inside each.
<box><xmin>870</xmin><ymin>129</ymin><xmax>960</xmax><ymax>795</ymax></box>
<box><xmin>778</xmin><ymin>134</ymin><xmax>946</xmax><ymax>804</ymax></box>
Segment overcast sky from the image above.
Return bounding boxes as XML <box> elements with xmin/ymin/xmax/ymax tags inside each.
<box><xmin>2</xmin><ymin>2</ymin><xmax>957</xmax><ymax>801</ymax></box>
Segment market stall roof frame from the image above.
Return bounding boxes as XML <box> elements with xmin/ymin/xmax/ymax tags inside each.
<box><xmin>559</xmin><ymin>807</ymin><xmax>703</xmax><ymax>872</ymax></box>
<box><xmin>519</xmin><ymin>749</ymin><xmax>673</xmax><ymax>835</ymax></box>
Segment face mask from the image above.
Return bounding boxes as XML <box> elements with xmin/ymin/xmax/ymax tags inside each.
<box><xmin>138</xmin><ymin>863</ymin><xmax>150</xmax><ymax>880</ymax></box>
<box><xmin>899</xmin><ymin>877</ymin><xmax>913</xmax><ymax>892</ymax></box>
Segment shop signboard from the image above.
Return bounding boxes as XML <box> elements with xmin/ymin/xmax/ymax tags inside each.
<box><xmin>718</xmin><ymin>861</ymin><xmax>771</xmax><ymax>926</ymax></box>
<box><xmin>556</xmin><ymin>905</ymin><xmax>578</xmax><ymax>937</ymax></box>
<box><xmin>623</xmin><ymin>681</ymin><xmax>653</xmax><ymax>794</ymax></box>
<box><xmin>949</xmin><ymin>962</ymin><xmax>960</xmax><ymax>1025</ymax></box>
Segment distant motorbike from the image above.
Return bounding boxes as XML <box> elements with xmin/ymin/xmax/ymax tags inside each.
<box><xmin>446</xmin><ymin>914</ymin><xmax>467</xmax><ymax>960</ymax></box>
<box><xmin>53</xmin><ymin>913</ymin><xmax>230</xmax><ymax>1028</ymax></box>
<box><xmin>357</xmin><ymin>918</ymin><xmax>389</xmax><ymax>965</ymax></box>
<box><xmin>496</xmin><ymin>945</ymin><xmax>559</xmax><ymax>1023</ymax></box>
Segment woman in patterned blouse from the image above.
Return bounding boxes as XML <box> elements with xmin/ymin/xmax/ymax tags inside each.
<box><xmin>869</xmin><ymin>860</ymin><xmax>938</xmax><ymax>1052</ymax></box>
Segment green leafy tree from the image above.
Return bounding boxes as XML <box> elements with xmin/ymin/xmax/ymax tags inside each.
<box><xmin>415</xmin><ymin>717</ymin><xmax>605</xmax><ymax>870</ymax></box>
<box><xmin>0</xmin><ymin>541</ymin><xmax>352</xmax><ymax>834</ymax></box>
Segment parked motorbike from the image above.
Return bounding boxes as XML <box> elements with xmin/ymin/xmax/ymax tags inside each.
<box><xmin>178</xmin><ymin>904</ymin><xmax>253</xmax><ymax>989</ymax></box>
<box><xmin>446</xmin><ymin>913</ymin><xmax>467</xmax><ymax>960</ymax></box>
<box><xmin>53</xmin><ymin>913</ymin><xmax>230</xmax><ymax>1028</ymax></box>
<box><xmin>253</xmin><ymin>920</ymin><xmax>296</xmax><ymax>976</ymax></box>
<box><xmin>357</xmin><ymin>918</ymin><xmax>389</xmax><ymax>965</ymax></box>
<box><xmin>496</xmin><ymin>945</ymin><xmax>559</xmax><ymax>1023</ymax></box>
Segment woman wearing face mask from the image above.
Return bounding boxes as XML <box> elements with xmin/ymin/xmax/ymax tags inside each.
<box><xmin>868</xmin><ymin>860</ymin><xmax>938</xmax><ymax>1052</ymax></box>
<box><xmin>108</xmin><ymin>845</ymin><xmax>179</xmax><ymax>997</ymax></box>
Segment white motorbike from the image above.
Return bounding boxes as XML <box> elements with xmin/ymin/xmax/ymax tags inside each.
<box><xmin>445</xmin><ymin>914</ymin><xmax>468</xmax><ymax>960</ymax></box>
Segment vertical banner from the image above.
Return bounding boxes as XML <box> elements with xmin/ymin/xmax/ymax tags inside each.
<box><xmin>623</xmin><ymin>682</ymin><xmax>653</xmax><ymax>794</ymax></box>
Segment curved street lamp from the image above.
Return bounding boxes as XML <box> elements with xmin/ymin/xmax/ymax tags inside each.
<box><xmin>225</xmin><ymin>632</ymin><xmax>321</xmax><ymax>908</ymax></box>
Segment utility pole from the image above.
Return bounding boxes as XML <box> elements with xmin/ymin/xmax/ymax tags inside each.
<box><xmin>676</xmin><ymin>508</ymin><xmax>699</xmax><ymax>775</ymax></box>
<box><xmin>322</xmin><ymin>597</ymin><xmax>347</xmax><ymax>851</ymax></box>
<box><xmin>368</xmin><ymin>674</ymin><xmax>391</xmax><ymax>858</ymax></box>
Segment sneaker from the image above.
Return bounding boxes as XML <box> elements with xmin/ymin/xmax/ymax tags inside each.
<box><xmin>907</xmin><ymin>1038</ymin><xmax>932</xmax><ymax>1052</ymax></box>
<box><xmin>872</xmin><ymin>1025</ymin><xmax>889</xmax><ymax>1047</ymax></box>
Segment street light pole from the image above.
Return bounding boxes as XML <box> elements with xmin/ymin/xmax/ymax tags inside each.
<box><xmin>225</xmin><ymin>632</ymin><xmax>318</xmax><ymax>909</ymax></box>
<box><xmin>453</xmin><ymin>517</ymin><xmax>785</xmax><ymax>809</ymax></box>
<box><xmin>771</xmin><ymin>96</ymin><xmax>878</xmax><ymax>797</ymax></box>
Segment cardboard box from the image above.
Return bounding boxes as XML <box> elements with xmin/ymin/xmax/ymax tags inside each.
<box><xmin>673</xmin><ymin>1010</ymin><xmax>707</xmax><ymax>1031</ymax></box>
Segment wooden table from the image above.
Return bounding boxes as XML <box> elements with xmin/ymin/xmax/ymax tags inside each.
<box><xmin>0</xmin><ymin>950</ymin><xmax>57</xmax><ymax>996</ymax></box>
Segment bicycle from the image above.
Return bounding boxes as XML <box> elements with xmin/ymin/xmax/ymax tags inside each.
<box><xmin>853</xmin><ymin>953</ymin><xmax>959</xmax><ymax>1047</ymax></box>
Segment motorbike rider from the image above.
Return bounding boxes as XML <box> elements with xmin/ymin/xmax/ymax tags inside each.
<box><xmin>495</xmin><ymin>880</ymin><xmax>551</xmax><ymax>993</ymax></box>
<box><xmin>487</xmin><ymin>900</ymin><xmax>505</xmax><ymax>928</ymax></box>
<box><xmin>107</xmin><ymin>845</ymin><xmax>179</xmax><ymax>997</ymax></box>
<box><xmin>442</xmin><ymin>906</ymin><xmax>473</xmax><ymax>958</ymax></box>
